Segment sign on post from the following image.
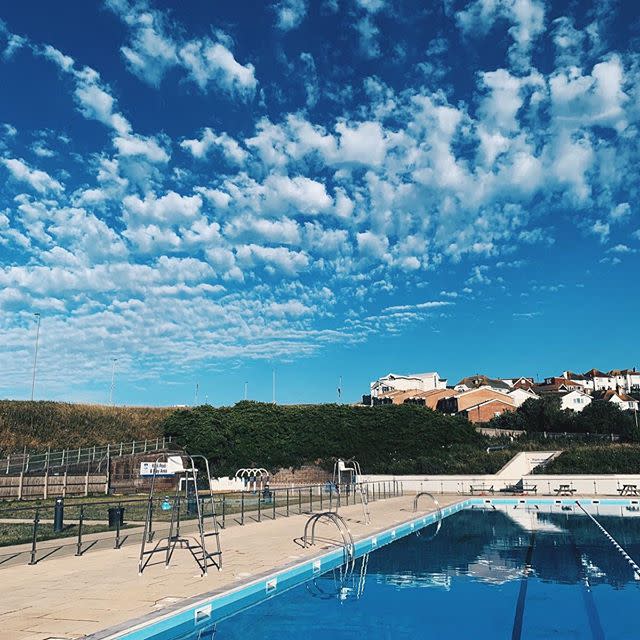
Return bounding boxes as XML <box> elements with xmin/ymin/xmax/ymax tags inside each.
<box><xmin>140</xmin><ymin>456</ymin><xmax>184</xmax><ymax>477</ymax></box>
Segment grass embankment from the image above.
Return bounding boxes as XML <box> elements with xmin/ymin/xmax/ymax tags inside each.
<box><xmin>0</xmin><ymin>400</ymin><xmax>176</xmax><ymax>452</ymax></box>
<box><xmin>535</xmin><ymin>445</ymin><xmax>640</xmax><ymax>474</ymax></box>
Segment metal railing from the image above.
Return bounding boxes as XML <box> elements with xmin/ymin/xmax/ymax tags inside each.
<box><xmin>0</xmin><ymin>479</ymin><xmax>403</xmax><ymax>568</ymax></box>
<box><xmin>1</xmin><ymin>437</ymin><xmax>174</xmax><ymax>475</ymax></box>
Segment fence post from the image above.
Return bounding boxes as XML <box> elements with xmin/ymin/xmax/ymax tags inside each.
<box><xmin>309</xmin><ymin>487</ymin><xmax>313</xmax><ymax>513</ymax></box>
<box><xmin>272</xmin><ymin>491</ymin><xmax>276</xmax><ymax>520</ymax></box>
<box><xmin>221</xmin><ymin>494</ymin><xmax>226</xmax><ymax>529</ymax></box>
<box><xmin>43</xmin><ymin>470</ymin><xmax>48</xmax><ymax>500</ymax></box>
<box><xmin>62</xmin><ymin>471</ymin><xmax>68</xmax><ymax>498</ymax></box>
<box><xmin>18</xmin><ymin>472</ymin><xmax>24</xmax><ymax>500</ymax></box>
<box><xmin>286</xmin><ymin>488</ymin><xmax>290</xmax><ymax>516</ymax></box>
<box><xmin>298</xmin><ymin>488</ymin><xmax>302</xmax><ymax>514</ymax></box>
<box><xmin>144</xmin><ymin>439</ymin><xmax>148</xmax><ymax>453</ymax></box>
<box><xmin>240</xmin><ymin>493</ymin><xmax>245</xmax><ymax>525</ymax></box>
<box><xmin>84</xmin><ymin>463</ymin><xmax>90</xmax><ymax>497</ymax></box>
<box><xmin>119</xmin><ymin>442</ymin><xmax>123</xmax><ymax>457</ymax></box>
<box><xmin>258</xmin><ymin>493</ymin><xmax>261</xmax><ymax>522</ymax></box>
<box><xmin>131</xmin><ymin>441</ymin><xmax>135</xmax><ymax>455</ymax></box>
<box><xmin>320</xmin><ymin>485</ymin><xmax>323</xmax><ymax>511</ymax></box>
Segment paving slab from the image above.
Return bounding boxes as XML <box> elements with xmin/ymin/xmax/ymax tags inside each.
<box><xmin>1</xmin><ymin>494</ymin><xmax>463</xmax><ymax>640</ymax></box>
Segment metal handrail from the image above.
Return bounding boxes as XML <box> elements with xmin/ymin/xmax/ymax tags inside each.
<box><xmin>303</xmin><ymin>512</ymin><xmax>355</xmax><ymax>562</ymax></box>
<box><xmin>413</xmin><ymin>491</ymin><xmax>442</xmax><ymax>517</ymax></box>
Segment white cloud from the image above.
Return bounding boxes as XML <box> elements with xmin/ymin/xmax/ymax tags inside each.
<box><xmin>1</xmin><ymin>158</ymin><xmax>63</xmax><ymax>194</ymax></box>
<box><xmin>123</xmin><ymin>191</ymin><xmax>202</xmax><ymax>226</ymax></box>
<box><xmin>549</xmin><ymin>56</ymin><xmax>629</xmax><ymax>133</ymax></box>
<box><xmin>180</xmin><ymin>128</ymin><xmax>247</xmax><ymax>164</ymax></box>
<box><xmin>357</xmin><ymin>230</ymin><xmax>389</xmax><ymax>259</ymax></box>
<box><xmin>236</xmin><ymin>244</ymin><xmax>310</xmax><ymax>275</ymax></box>
<box><xmin>590</xmin><ymin>220</ymin><xmax>610</xmax><ymax>243</ymax></box>
<box><xmin>178</xmin><ymin>40</ymin><xmax>257</xmax><ymax>97</ymax></box>
<box><xmin>275</xmin><ymin>0</ymin><xmax>308</xmax><ymax>31</ymax></box>
<box><xmin>106</xmin><ymin>0</ymin><xmax>257</xmax><ymax>98</ymax></box>
<box><xmin>263</xmin><ymin>174</ymin><xmax>333</xmax><ymax>215</ymax></box>
<box><xmin>456</xmin><ymin>0</ymin><xmax>545</xmax><ymax>69</ymax></box>
<box><xmin>113</xmin><ymin>134</ymin><xmax>170</xmax><ymax>163</ymax></box>
<box><xmin>335</xmin><ymin>121</ymin><xmax>387</xmax><ymax>165</ymax></box>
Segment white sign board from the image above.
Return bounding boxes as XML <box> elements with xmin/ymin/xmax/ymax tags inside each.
<box><xmin>140</xmin><ymin>456</ymin><xmax>184</xmax><ymax>477</ymax></box>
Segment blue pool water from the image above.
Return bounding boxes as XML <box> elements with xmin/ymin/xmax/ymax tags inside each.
<box><xmin>137</xmin><ymin>504</ymin><xmax>640</xmax><ymax>640</ymax></box>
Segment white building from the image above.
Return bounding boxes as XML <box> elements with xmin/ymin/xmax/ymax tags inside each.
<box><xmin>507</xmin><ymin>388</ymin><xmax>539</xmax><ymax>407</ymax></box>
<box><xmin>370</xmin><ymin>372</ymin><xmax>447</xmax><ymax>398</ymax></box>
<box><xmin>601</xmin><ymin>390</ymin><xmax>639</xmax><ymax>412</ymax></box>
<box><xmin>608</xmin><ymin>369</ymin><xmax>640</xmax><ymax>393</ymax></box>
<box><xmin>560</xmin><ymin>390</ymin><xmax>592</xmax><ymax>412</ymax></box>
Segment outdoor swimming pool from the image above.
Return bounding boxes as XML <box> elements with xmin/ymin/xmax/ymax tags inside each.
<box><xmin>113</xmin><ymin>500</ymin><xmax>640</xmax><ymax>640</ymax></box>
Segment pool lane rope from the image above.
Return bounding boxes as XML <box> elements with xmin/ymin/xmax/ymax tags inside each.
<box><xmin>575</xmin><ymin>501</ymin><xmax>640</xmax><ymax>579</ymax></box>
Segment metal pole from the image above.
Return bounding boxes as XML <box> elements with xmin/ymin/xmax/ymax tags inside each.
<box><xmin>286</xmin><ymin>488</ymin><xmax>290</xmax><ymax>516</ymax></box>
<box><xmin>258</xmin><ymin>492</ymin><xmax>261</xmax><ymax>522</ymax></box>
<box><xmin>109</xmin><ymin>358</ymin><xmax>117</xmax><ymax>405</ymax></box>
<box><xmin>114</xmin><ymin>503</ymin><xmax>121</xmax><ymax>549</ymax></box>
<box><xmin>272</xmin><ymin>369</ymin><xmax>276</xmax><ymax>404</ymax></box>
<box><xmin>298</xmin><ymin>488</ymin><xmax>302</xmax><ymax>514</ymax></box>
<box><xmin>309</xmin><ymin>486</ymin><xmax>313</xmax><ymax>513</ymax></box>
<box><xmin>221</xmin><ymin>494</ymin><xmax>226</xmax><ymax>529</ymax></box>
<box><xmin>30</xmin><ymin>313</ymin><xmax>41</xmax><ymax>402</ymax></box>
<box><xmin>76</xmin><ymin>505</ymin><xmax>84</xmax><ymax>556</ymax></box>
<box><xmin>240</xmin><ymin>493</ymin><xmax>245</xmax><ymax>525</ymax></box>
<box><xmin>28</xmin><ymin>508</ymin><xmax>40</xmax><ymax>565</ymax></box>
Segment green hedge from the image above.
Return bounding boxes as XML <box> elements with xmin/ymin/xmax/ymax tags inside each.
<box><xmin>162</xmin><ymin>401</ymin><xmax>507</xmax><ymax>475</ymax></box>
<box><xmin>0</xmin><ymin>400</ymin><xmax>174</xmax><ymax>452</ymax></box>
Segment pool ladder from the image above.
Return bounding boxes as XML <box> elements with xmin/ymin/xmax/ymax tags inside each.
<box><xmin>303</xmin><ymin>512</ymin><xmax>355</xmax><ymax>564</ymax></box>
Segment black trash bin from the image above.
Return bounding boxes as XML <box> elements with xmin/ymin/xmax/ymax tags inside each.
<box><xmin>53</xmin><ymin>497</ymin><xmax>64</xmax><ymax>533</ymax></box>
<box><xmin>108</xmin><ymin>506</ymin><xmax>124</xmax><ymax>529</ymax></box>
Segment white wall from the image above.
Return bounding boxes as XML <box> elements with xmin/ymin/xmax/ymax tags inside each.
<box><xmin>362</xmin><ymin>473</ymin><xmax>640</xmax><ymax>496</ymax></box>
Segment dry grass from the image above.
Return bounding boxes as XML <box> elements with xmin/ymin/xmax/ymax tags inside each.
<box><xmin>0</xmin><ymin>400</ymin><xmax>177</xmax><ymax>452</ymax></box>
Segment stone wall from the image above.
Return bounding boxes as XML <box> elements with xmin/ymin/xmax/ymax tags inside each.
<box><xmin>269</xmin><ymin>464</ymin><xmax>331</xmax><ymax>486</ymax></box>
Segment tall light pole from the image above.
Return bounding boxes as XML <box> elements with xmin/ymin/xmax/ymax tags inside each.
<box><xmin>272</xmin><ymin>369</ymin><xmax>276</xmax><ymax>404</ymax></box>
<box><xmin>30</xmin><ymin>313</ymin><xmax>41</xmax><ymax>402</ymax></box>
<box><xmin>337</xmin><ymin>375</ymin><xmax>342</xmax><ymax>403</ymax></box>
<box><xmin>109</xmin><ymin>358</ymin><xmax>117</xmax><ymax>405</ymax></box>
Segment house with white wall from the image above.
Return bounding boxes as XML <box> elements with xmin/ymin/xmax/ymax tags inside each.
<box><xmin>600</xmin><ymin>390</ymin><xmax>639</xmax><ymax>412</ymax></box>
<box><xmin>370</xmin><ymin>372</ymin><xmax>446</xmax><ymax>398</ymax></box>
<box><xmin>508</xmin><ymin>387</ymin><xmax>540</xmax><ymax>407</ymax></box>
<box><xmin>608</xmin><ymin>369</ymin><xmax>640</xmax><ymax>393</ymax></box>
<box><xmin>560</xmin><ymin>389</ymin><xmax>592</xmax><ymax>412</ymax></box>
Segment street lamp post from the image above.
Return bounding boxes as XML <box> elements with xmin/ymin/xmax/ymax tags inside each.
<box><xmin>109</xmin><ymin>358</ymin><xmax>117</xmax><ymax>405</ymax></box>
<box><xmin>30</xmin><ymin>313</ymin><xmax>41</xmax><ymax>402</ymax></box>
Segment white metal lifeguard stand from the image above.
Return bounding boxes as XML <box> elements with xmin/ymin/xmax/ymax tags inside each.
<box><xmin>333</xmin><ymin>458</ymin><xmax>370</xmax><ymax>524</ymax></box>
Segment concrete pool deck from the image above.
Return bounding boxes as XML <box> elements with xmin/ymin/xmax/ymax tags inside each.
<box><xmin>1</xmin><ymin>494</ymin><xmax>463</xmax><ymax>640</ymax></box>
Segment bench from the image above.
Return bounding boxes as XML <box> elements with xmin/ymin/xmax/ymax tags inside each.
<box><xmin>470</xmin><ymin>484</ymin><xmax>494</xmax><ymax>494</ymax></box>
<box><xmin>501</xmin><ymin>483</ymin><xmax>537</xmax><ymax>495</ymax></box>
<box><xmin>554</xmin><ymin>484</ymin><xmax>576</xmax><ymax>496</ymax></box>
<box><xmin>618</xmin><ymin>484</ymin><xmax>639</xmax><ymax>496</ymax></box>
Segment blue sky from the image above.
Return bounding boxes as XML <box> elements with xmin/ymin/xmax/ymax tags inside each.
<box><xmin>0</xmin><ymin>0</ymin><xmax>639</xmax><ymax>406</ymax></box>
